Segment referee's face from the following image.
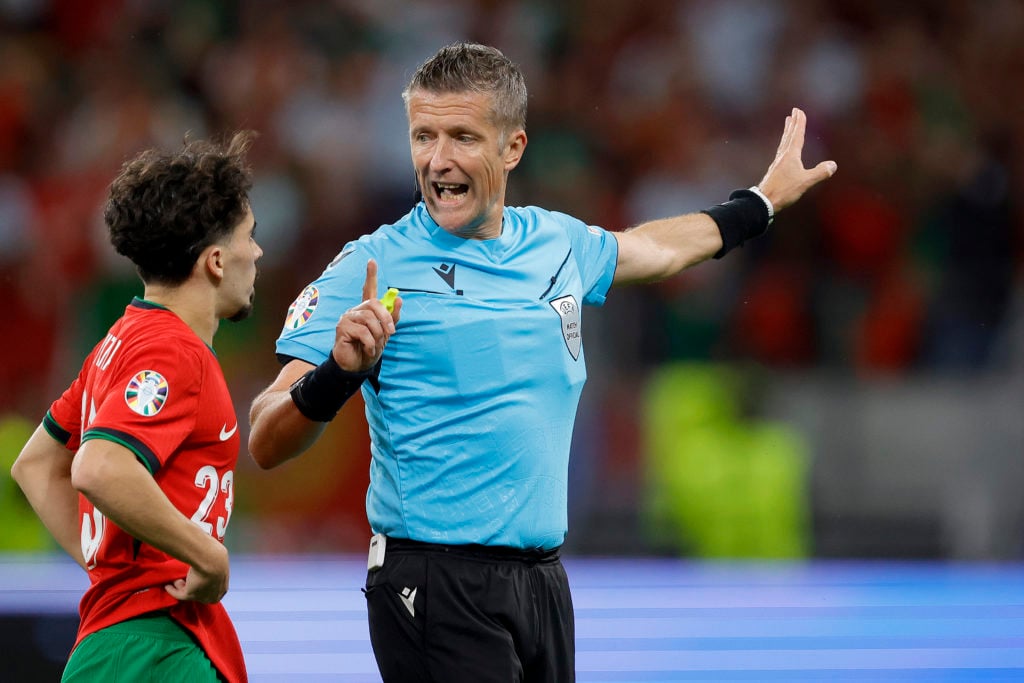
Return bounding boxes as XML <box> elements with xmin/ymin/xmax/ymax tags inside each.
<box><xmin>408</xmin><ymin>89</ymin><xmax>526</xmax><ymax>241</ymax></box>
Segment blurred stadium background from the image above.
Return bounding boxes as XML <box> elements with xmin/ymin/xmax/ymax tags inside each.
<box><xmin>1</xmin><ymin>0</ymin><xmax>1023</xmax><ymax>678</ymax></box>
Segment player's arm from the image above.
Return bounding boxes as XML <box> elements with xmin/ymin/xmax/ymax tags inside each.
<box><xmin>11</xmin><ymin>425</ymin><xmax>86</xmax><ymax>569</ymax></box>
<box><xmin>613</xmin><ymin>107</ymin><xmax>837</xmax><ymax>285</ymax></box>
<box><xmin>70</xmin><ymin>439</ymin><xmax>229</xmax><ymax>604</ymax></box>
<box><xmin>248</xmin><ymin>259</ymin><xmax>402</xmax><ymax>469</ymax></box>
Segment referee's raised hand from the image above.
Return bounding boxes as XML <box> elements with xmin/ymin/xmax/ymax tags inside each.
<box><xmin>757</xmin><ymin>107</ymin><xmax>838</xmax><ymax>214</ymax></box>
<box><xmin>331</xmin><ymin>259</ymin><xmax>402</xmax><ymax>373</ymax></box>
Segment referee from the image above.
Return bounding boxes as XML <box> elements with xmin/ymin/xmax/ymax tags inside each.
<box><xmin>249</xmin><ymin>42</ymin><xmax>836</xmax><ymax>682</ymax></box>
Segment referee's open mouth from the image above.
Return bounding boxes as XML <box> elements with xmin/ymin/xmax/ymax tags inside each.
<box><xmin>433</xmin><ymin>181</ymin><xmax>469</xmax><ymax>203</ymax></box>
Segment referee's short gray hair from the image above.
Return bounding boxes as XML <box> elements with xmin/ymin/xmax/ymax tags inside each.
<box><xmin>403</xmin><ymin>42</ymin><xmax>527</xmax><ymax>137</ymax></box>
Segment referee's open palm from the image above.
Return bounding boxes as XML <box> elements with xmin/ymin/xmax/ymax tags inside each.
<box><xmin>757</xmin><ymin>107</ymin><xmax>837</xmax><ymax>213</ymax></box>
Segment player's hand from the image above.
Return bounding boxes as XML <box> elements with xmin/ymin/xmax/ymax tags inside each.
<box><xmin>331</xmin><ymin>259</ymin><xmax>402</xmax><ymax>373</ymax></box>
<box><xmin>165</xmin><ymin>541</ymin><xmax>229</xmax><ymax>604</ymax></box>
<box><xmin>757</xmin><ymin>107</ymin><xmax>837</xmax><ymax>213</ymax></box>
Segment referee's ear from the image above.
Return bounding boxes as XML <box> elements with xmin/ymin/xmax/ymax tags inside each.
<box><xmin>502</xmin><ymin>128</ymin><xmax>527</xmax><ymax>171</ymax></box>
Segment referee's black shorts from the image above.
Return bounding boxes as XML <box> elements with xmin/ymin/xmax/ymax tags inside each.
<box><xmin>363</xmin><ymin>536</ymin><xmax>575</xmax><ymax>683</ymax></box>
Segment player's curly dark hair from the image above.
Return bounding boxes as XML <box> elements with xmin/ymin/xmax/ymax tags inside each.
<box><xmin>104</xmin><ymin>131</ymin><xmax>256</xmax><ymax>285</ymax></box>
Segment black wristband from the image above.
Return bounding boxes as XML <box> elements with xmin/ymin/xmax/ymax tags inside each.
<box><xmin>289</xmin><ymin>354</ymin><xmax>372</xmax><ymax>422</ymax></box>
<box><xmin>702</xmin><ymin>188</ymin><xmax>772</xmax><ymax>259</ymax></box>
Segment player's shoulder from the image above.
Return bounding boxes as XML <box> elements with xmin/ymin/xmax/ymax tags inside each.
<box><xmin>97</xmin><ymin>318</ymin><xmax>209</xmax><ymax>407</ymax></box>
<box><xmin>116</xmin><ymin>304</ymin><xmax>209</xmax><ymax>362</ymax></box>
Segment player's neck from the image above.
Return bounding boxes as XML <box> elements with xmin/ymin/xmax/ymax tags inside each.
<box><xmin>142</xmin><ymin>284</ymin><xmax>218</xmax><ymax>346</ymax></box>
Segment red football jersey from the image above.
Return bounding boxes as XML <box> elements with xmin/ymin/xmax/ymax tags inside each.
<box><xmin>46</xmin><ymin>298</ymin><xmax>246</xmax><ymax>683</ymax></box>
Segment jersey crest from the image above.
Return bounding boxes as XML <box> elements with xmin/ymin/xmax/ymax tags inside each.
<box><xmin>549</xmin><ymin>295</ymin><xmax>581</xmax><ymax>360</ymax></box>
<box><xmin>124</xmin><ymin>370</ymin><xmax>169</xmax><ymax>416</ymax></box>
<box><xmin>284</xmin><ymin>285</ymin><xmax>319</xmax><ymax>330</ymax></box>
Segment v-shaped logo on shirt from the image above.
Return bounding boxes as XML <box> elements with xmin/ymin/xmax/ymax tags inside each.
<box><xmin>432</xmin><ymin>263</ymin><xmax>456</xmax><ymax>289</ymax></box>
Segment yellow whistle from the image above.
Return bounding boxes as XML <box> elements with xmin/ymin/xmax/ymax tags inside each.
<box><xmin>380</xmin><ymin>288</ymin><xmax>399</xmax><ymax>313</ymax></box>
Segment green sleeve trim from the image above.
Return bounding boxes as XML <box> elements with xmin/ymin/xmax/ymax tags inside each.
<box><xmin>42</xmin><ymin>411</ymin><xmax>73</xmax><ymax>446</ymax></box>
<box><xmin>81</xmin><ymin>428</ymin><xmax>160</xmax><ymax>475</ymax></box>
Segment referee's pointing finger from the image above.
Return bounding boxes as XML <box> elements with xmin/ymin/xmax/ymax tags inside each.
<box><xmin>362</xmin><ymin>258</ymin><xmax>379</xmax><ymax>302</ymax></box>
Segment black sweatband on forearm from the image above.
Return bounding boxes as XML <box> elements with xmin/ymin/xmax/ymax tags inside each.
<box><xmin>702</xmin><ymin>188</ymin><xmax>773</xmax><ymax>259</ymax></box>
<box><xmin>289</xmin><ymin>353</ymin><xmax>372</xmax><ymax>422</ymax></box>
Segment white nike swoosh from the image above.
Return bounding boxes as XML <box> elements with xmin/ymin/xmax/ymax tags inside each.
<box><xmin>219</xmin><ymin>423</ymin><xmax>238</xmax><ymax>441</ymax></box>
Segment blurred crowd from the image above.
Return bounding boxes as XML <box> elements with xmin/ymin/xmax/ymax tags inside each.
<box><xmin>1</xmin><ymin>0</ymin><xmax>1022</xmax><ymax>552</ymax></box>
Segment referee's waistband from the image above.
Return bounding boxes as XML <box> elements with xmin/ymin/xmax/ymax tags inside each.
<box><xmin>384</xmin><ymin>536</ymin><xmax>561</xmax><ymax>563</ymax></box>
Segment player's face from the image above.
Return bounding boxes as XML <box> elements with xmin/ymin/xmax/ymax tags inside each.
<box><xmin>407</xmin><ymin>89</ymin><xmax>526</xmax><ymax>240</ymax></box>
<box><xmin>223</xmin><ymin>205</ymin><xmax>262</xmax><ymax>322</ymax></box>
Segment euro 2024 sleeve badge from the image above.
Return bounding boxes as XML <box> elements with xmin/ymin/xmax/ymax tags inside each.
<box><xmin>125</xmin><ymin>370</ymin><xmax>169</xmax><ymax>416</ymax></box>
<box><xmin>284</xmin><ymin>285</ymin><xmax>319</xmax><ymax>330</ymax></box>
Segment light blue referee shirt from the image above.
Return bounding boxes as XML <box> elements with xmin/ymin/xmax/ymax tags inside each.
<box><xmin>276</xmin><ymin>202</ymin><xmax>618</xmax><ymax>549</ymax></box>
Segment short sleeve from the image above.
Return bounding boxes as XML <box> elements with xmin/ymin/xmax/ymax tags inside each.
<box><xmin>275</xmin><ymin>243</ymin><xmax>377</xmax><ymax>365</ymax></box>
<box><xmin>46</xmin><ymin>374</ymin><xmax>86</xmax><ymax>450</ymax></box>
<box><xmin>550</xmin><ymin>210</ymin><xmax>618</xmax><ymax>306</ymax></box>
<box><xmin>82</xmin><ymin>342</ymin><xmax>202</xmax><ymax>475</ymax></box>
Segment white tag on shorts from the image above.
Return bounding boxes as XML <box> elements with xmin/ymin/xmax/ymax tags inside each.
<box><xmin>367</xmin><ymin>533</ymin><xmax>386</xmax><ymax>571</ymax></box>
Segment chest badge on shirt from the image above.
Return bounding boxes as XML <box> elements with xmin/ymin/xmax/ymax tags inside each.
<box><xmin>549</xmin><ymin>295</ymin><xmax>581</xmax><ymax>360</ymax></box>
<box><xmin>125</xmin><ymin>370</ymin><xmax>169</xmax><ymax>416</ymax></box>
<box><xmin>284</xmin><ymin>285</ymin><xmax>319</xmax><ymax>329</ymax></box>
